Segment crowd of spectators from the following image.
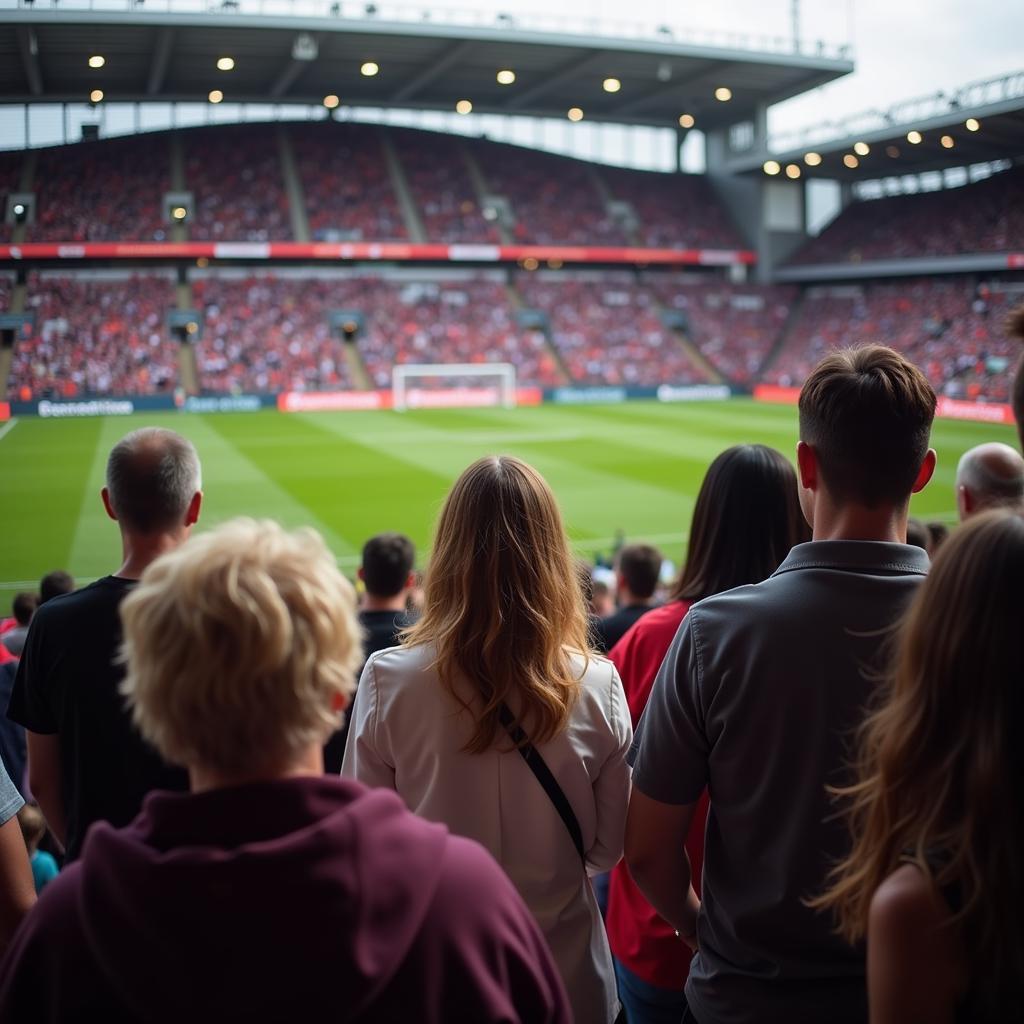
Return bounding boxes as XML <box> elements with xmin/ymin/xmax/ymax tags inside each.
<box><xmin>291</xmin><ymin>123</ymin><xmax>407</xmax><ymax>243</ymax></box>
<box><xmin>794</xmin><ymin>166</ymin><xmax>1024</xmax><ymax>264</ymax></box>
<box><xmin>0</xmin><ymin>151</ymin><xmax>22</xmax><ymax>244</ymax></box>
<box><xmin>766</xmin><ymin>275</ymin><xmax>1022</xmax><ymax>402</ymax></box>
<box><xmin>28</xmin><ymin>137</ymin><xmax>170</xmax><ymax>243</ymax></box>
<box><xmin>193</xmin><ymin>275</ymin><xmax>352</xmax><ymax>394</ymax></box>
<box><xmin>0</xmin><ymin>273</ymin><xmax>12</xmax><ymax>313</ymax></box>
<box><xmin>186</xmin><ymin>127</ymin><xmax>292</xmax><ymax>242</ymax></box>
<box><xmin>7</xmin><ymin>275</ymin><xmax>178</xmax><ymax>400</ymax></box>
<box><xmin>518</xmin><ymin>273</ymin><xmax>710</xmax><ymax>386</ymax></box>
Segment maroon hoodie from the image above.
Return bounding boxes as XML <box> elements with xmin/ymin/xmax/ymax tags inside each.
<box><xmin>0</xmin><ymin>776</ymin><xmax>571</xmax><ymax>1023</ymax></box>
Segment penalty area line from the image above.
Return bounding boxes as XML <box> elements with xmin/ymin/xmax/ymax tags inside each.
<box><xmin>0</xmin><ymin>418</ymin><xmax>17</xmax><ymax>442</ymax></box>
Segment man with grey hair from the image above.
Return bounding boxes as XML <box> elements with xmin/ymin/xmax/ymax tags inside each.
<box><xmin>8</xmin><ymin>428</ymin><xmax>202</xmax><ymax>861</ymax></box>
<box><xmin>955</xmin><ymin>442</ymin><xmax>1024</xmax><ymax>521</ymax></box>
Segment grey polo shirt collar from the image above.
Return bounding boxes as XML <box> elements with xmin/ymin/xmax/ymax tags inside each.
<box><xmin>772</xmin><ymin>539</ymin><xmax>930</xmax><ymax>578</ymax></box>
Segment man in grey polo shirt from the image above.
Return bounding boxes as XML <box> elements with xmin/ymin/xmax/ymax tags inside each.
<box><xmin>625</xmin><ymin>345</ymin><xmax>937</xmax><ymax>1024</ymax></box>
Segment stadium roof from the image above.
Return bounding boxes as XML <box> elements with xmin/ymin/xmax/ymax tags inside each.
<box><xmin>731</xmin><ymin>69</ymin><xmax>1024</xmax><ymax>180</ymax></box>
<box><xmin>0</xmin><ymin>1</ymin><xmax>853</xmax><ymax>129</ymax></box>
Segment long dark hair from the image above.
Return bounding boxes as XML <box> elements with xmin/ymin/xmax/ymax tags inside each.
<box><xmin>669</xmin><ymin>444</ymin><xmax>807</xmax><ymax>603</ymax></box>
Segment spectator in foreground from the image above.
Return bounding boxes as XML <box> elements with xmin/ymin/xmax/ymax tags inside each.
<box><xmin>626</xmin><ymin>345</ymin><xmax>937</xmax><ymax>1023</ymax></box>
<box><xmin>0</xmin><ymin>518</ymin><xmax>570</xmax><ymax>1022</ymax></box>
<box><xmin>17</xmin><ymin>804</ymin><xmax>58</xmax><ymax>894</ymax></box>
<box><xmin>594</xmin><ymin>543</ymin><xmax>662</xmax><ymax>653</ymax></box>
<box><xmin>0</xmin><ymin>594</ymin><xmax>38</xmax><ymax>658</ymax></box>
<box><xmin>955</xmin><ymin>442</ymin><xmax>1024</xmax><ymax>520</ymax></box>
<box><xmin>815</xmin><ymin>510</ymin><xmax>1024</xmax><ymax>1021</ymax></box>
<box><xmin>0</xmin><ymin>759</ymin><xmax>33</xmax><ymax>959</ymax></box>
<box><xmin>8</xmin><ymin>428</ymin><xmax>199</xmax><ymax>860</ymax></box>
<box><xmin>344</xmin><ymin>455</ymin><xmax>632</xmax><ymax>1024</ymax></box>
<box><xmin>39</xmin><ymin>571</ymin><xmax>74</xmax><ymax>606</ymax></box>
<box><xmin>606</xmin><ymin>444</ymin><xmax>807</xmax><ymax>1024</ymax></box>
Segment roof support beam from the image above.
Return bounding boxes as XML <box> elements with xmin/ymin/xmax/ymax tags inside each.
<box><xmin>270</xmin><ymin>60</ymin><xmax>307</xmax><ymax>99</ymax></box>
<box><xmin>15</xmin><ymin>27</ymin><xmax>43</xmax><ymax>97</ymax></box>
<box><xmin>505</xmin><ymin>51</ymin><xmax>609</xmax><ymax>110</ymax></box>
<box><xmin>391</xmin><ymin>40</ymin><xmax>473</xmax><ymax>103</ymax></box>
<box><xmin>147</xmin><ymin>28</ymin><xmax>175</xmax><ymax>95</ymax></box>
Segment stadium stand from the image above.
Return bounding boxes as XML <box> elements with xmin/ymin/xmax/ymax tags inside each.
<box><xmin>28</xmin><ymin>136</ymin><xmax>170</xmax><ymax>243</ymax></box>
<box><xmin>193</xmin><ymin>274</ymin><xmax>353</xmax><ymax>393</ymax></box>
<box><xmin>793</xmin><ymin>165</ymin><xmax>1024</xmax><ymax>264</ymax></box>
<box><xmin>186</xmin><ymin>126</ymin><xmax>292</xmax><ymax>242</ymax></box>
<box><xmin>0</xmin><ymin>151</ymin><xmax>22</xmax><ymax>242</ymax></box>
<box><xmin>0</xmin><ymin>272</ymin><xmax>11</xmax><ymax>313</ymax></box>
<box><xmin>291</xmin><ymin>123</ymin><xmax>407</xmax><ymax>242</ymax></box>
<box><xmin>518</xmin><ymin>273</ymin><xmax>711</xmax><ymax>386</ymax></box>
<box><xmin>8</xmin><ymin>274</ymin><xmax>178</xmax><ymax>399</ymax></box>
<box><xmin>765</xmin><ymin>275</ymin><xmax>1022</xmax><ymax>401</ymax></box>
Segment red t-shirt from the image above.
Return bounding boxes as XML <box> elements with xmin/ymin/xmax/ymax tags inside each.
<box><xmin>605</xmin><ymin>600</ymin><xmax>710</xmax><ymax>990</ymax></box>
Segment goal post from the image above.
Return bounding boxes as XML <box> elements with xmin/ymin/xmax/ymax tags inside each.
<box><xmin>391</xmin><ymin>362</ymin><xmax>518</xmax><ymax>412</ymax></box>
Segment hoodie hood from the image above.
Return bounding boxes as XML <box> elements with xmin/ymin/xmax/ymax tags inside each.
<box><xmin>75</xmin><ymin>776</ymin><xmax>450</xmax><ymax>1021</ymax></box>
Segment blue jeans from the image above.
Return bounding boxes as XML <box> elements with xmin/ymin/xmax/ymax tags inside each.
<box><xmin>614</xmin><ymin>959</ymin><xmax>687</xmax><ymax>1024</ymax></box>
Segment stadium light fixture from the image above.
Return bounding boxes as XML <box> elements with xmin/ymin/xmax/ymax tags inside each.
<box><xmin>804</xmin><ymin>151</ymin><xmax>822</xmax><ymax>166</ymax></box>
<box><xmin>12</xmin><ymin>203</ymin><xmax>25</xmax><ymax>216</ymax></box>
<box><xmin>678</xmin><ymin>113</ymin><xmax>695</xmax><ymax>129</ymax></box>
<box><xmin>360</xmin><ymin>61</ymin><xmax>379</xmax><ymax>77</ymax></box>
<box><xmin>216</xmin><ymin>57</ymin><xmax>235</xmax><ymax>71</ymax></box>
<box><xmin>603</xmin><ymin>77</ymin><xmax>621</xmax><ymax>93</ymax></box>
<box><xmin>522</xmin><ymin>256</ymin><xmax>539</xmax><ymax>271</ymax></box>
<box><xmin>965</xmin><ymin>118</ymin><xmax>980</xmax><ymax>131</ymax></box>
<box><xmin>455</xmin><ymin>99</ymin><xmax>473</xmax><ymax>115</ymax></box>
<box><xmin>906</xmin><ymin>130</ymin><xmax>922</xmax><ymax>144</ymax></box>
<box><xmin>886</xmin><ymin>145</ymin><xmax>900</xmax><ymax>158</ymax></box>
<box><xmin>762</xmin><ymin>160</ymin><xmax>781</xmax><ymax>175</ymax></box>
<box><xmin>853</xmin><ymin>141</ymin><xmax>870</xmax><ymax>156</ymax></box>
<box><xmin>785</xmin><ymin>163</ymin><xmax>801</xmax><ymax>179</ymax></box>
<box><xmin>843</xmin><ymin>153</ymin><xmax>859</xmax><ymax>168</ymax></box>
<box><xmin>941</xmin><ymin>134</ymin><xmax>955</xmax><ymax>149</ymax></box>
<box><xmin>89</xmin><ymin>89</ymin><xmax>104</xmax><ymax>103</ymax></box>
<box><xmin>547</xmin><ymin>258</ymin><xmax>564</xmax><ymax>269</ymax></box>
<box><xmin>714</xmin><ymin>86</ymin><xmax>732</xmax><ymax>101</ymax></box>
<box><xmin>197</xmin><ymin>257</ymin><xmax>210</xmax><ymax>268</ymax></box>
<box><xmin>567</xmin><ymin>107</ymin><xmax>584</xmax><ymax>122</ymax></box>
<box><xmin>171</xmin><ymin>206</ymin><xmax>188</xmax><ymax>221</ymax></box>
<box><xmin>208</xmin><ymin>89</ymin><xmax>224</xmax><ymax>104</ymax></box>
<box><xmin>323</xmin><ymin>94</ymin><xmax>340</xmax><ymax>109</ymax></box>
<box><xmin>496</xmin><ymin>69</ymin><xmax>516</xmax><ymax>85</ymax></box>
<box><xmin>88</xmin><ymin>55</ymin><xmax>105</xmax><ymax>69</ymax></box>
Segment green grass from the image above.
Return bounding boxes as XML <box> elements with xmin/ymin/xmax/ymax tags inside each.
<box><xmin>0</xmin><ymin>399</ymin><xmax>1016</xmax><ymax>609</ymax></box>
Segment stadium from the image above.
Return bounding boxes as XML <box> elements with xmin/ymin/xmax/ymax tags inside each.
<box><xmin>0</xmin><ymin>1</ymin><xmax>1022</xmax><ymax>1016</ymax></box>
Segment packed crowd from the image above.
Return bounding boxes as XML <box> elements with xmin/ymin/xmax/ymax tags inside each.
<box><xmin>7</xmin><ymin>275</ymin><xmax>178</xmax><ymax>400</ymax></box>
<box><xmin>0</xmin><ymin>151</ymin><xmax>23</xmax><ymax>244</ymax></box>
<box><xmin>518</xmin><ymin>273</ymin><xmax>711</xmax><ymax>386</ymax></box>
<box><xmin>794</xmin><ymin>165</ymin><xmax>1024</xmax><ymax>264</ymax></box>
<box><xmin>0</xmin><ymin>335</ymin><xmax>1022</xmax><ymax>1021</ymax></box>
<box><xmin>291</xmin><ymin>123</ymin><xmax>408</xmax><ymax>243</ymax></box>
<box><xmin>767</xmin><ymin>276</ymin><xmax>1023</xmax><ymax>401</ymax></box>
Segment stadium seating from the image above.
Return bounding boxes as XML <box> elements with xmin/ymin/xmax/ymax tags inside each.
<box><xmin>517</xmin><ymin>273</ymin><xmax>710</xmax><ymax>386</ymax></box>
<box><xmin>793</xmin><ymin>166</ymin><xmax>1024</xmax><ymax>264</ymax></box>
<box><xmin>8</xmin><ymin>274</ymin><xmax>178</xmax><ymax>399</ymax></box>
<box><xmin>291</xmin><ymin>123</ymin><xmax>407</xmax><ymax>242</ymax></box>
<box><xmin>0</xmin><ymin>273</ymin><xmax>12</xmax><ymax>312</ymax></box>
<box><xmin>186</xmin><ymin>126</ymin><xmax>292</xmax><ymax>242</ymax></box>
<box><xmin>0</xmin><ymin>150</ymin><xmax>22</xmax><ymax>243</ymax></box>
<box><xmin>765</xmin><ymin>276</ymin><xmax>1022</xmax><ymax>402</ymax></box>
<box><xmin>28</xmin><ymin>136</ymin><xmax>170</xmax><ymax>243</ymax></box>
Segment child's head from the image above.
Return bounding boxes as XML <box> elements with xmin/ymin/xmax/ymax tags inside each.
<box><xmin>17</xmin><ymin>804</ymin><xmax>47</xmax><ymax>854</ymax></box>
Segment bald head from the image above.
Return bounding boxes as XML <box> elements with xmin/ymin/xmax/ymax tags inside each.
<box><xmin>105</xmin><ymin>428</ymin><xmax>202</xmax><ymax>535</ymax></box>
<box><xmin>956</xmin><ymin>442</ymin><xmax>1024</xmax><ymax>521</ymax></box>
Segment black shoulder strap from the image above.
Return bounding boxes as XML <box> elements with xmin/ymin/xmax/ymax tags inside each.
<box><xmin>498</xmin><ymin>703</ymin><xmax>585</xmax><ymax>866</ymax></box>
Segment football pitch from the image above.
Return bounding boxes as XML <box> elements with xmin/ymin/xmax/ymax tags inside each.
<box><xmin>0</xmin><ymin>399</ymin><xmax>1016</xmax><ymax>608</ymax></box>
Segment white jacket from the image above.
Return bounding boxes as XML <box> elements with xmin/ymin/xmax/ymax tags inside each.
<box><xmin>342</xmin><ymin>643</ymin><xmax>633</xmax><ymax>1024</ymax></box>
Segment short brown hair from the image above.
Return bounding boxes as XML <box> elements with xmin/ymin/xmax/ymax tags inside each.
<box><xmin>799</xmin><ymin>345</ymin><xmax>936</xmax><ymax>507</ymax></box>
<box><xmin>361</xmin><ymin>533</ymin><xmax>415</xmax><ymax>597</ymax></box>
<box><xmin>616</xmin><ymin>544</ymin><xmax>662</xmax><ymax>600</ymax></box>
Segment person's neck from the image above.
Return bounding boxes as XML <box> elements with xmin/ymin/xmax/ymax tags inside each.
<box><xmin>114</xmin><ymin>530</ymin><xmax>185</xmax><ymax>580</ymax></box>
<box><xmin>362</xmin><ymin>592</ymin><xmax>408</xmax><ymax>613</ymax></box>
<box><xmin>189</xmin><ymin>747</ymin><xmax>324</xmax><ymax>794</ymax></box>
<box><xmin>810</xmin><ymin>501</ymin><xmax>908</xmax><ymax>543</ymax></box>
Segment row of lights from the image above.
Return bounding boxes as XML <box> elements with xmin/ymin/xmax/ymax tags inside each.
<box><xmin>764</xmin><ymin>119</ymin><xmax>983</xmax><ymax>176</ymax></box>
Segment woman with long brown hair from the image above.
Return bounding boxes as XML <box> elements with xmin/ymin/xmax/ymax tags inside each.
<box><xmin>343</xmin><ymin>455</ymin><xmax>632</xmax><ymax>1024</ymax></box>
<box><xmin>816</xmin><ymin>509</ymin><xmax>1024</xmax><ymax>1021</ymax></box>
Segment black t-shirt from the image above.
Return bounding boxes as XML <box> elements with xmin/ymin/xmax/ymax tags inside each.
<box><xmin>594</xmin><ymin>604</ymin><xmax>654</xmax><ymax>654</ymax></box>
<box><xmin>7</xmin><ymin>577</ymin><xmax>188</xmax><ymax>861</ymax></box>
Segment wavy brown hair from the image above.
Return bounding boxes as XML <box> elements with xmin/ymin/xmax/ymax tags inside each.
<box><xmin>403</xmin><ymin>455</ymin><xmax>591</xmax><ymax>753</ymax></box>
<box><xmin>814</xmin><ymin>510</ymin><xmax>1024</xmax><ymax>1011</ymax></box>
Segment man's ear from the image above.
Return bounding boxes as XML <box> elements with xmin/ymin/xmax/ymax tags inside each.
<box><xmin>101</xmin><ymin>487</ymin><xmax>118</xmax><ymax>522</ymax></box>
<box><xmin>796</xmin><ymin>441</ymin><xmax>817</xmax><ymax>491</ymax></box>
<box><xmin>185</xmin><ymin>491</ymin><xmax>203</xmax><ymax>527</ymax></box>
<box><xmin>404</xmin><ymin>572</ymin><xmax>416</xmax><ymax>591</ymax></box>
<box><xmin>911</xmin><ymin>449</ymin><xmax>937</xmax><ymax>494</ymax></box>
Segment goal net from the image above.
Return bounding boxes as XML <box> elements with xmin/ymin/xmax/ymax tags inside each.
<box><xmin>391</xmin><ymin>363</ymin><xmax>518</xmax><ymax>412</ymax></box>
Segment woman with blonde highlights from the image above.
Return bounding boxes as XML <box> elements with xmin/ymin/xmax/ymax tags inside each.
<box><xmin>815</xmin><ymin>510</ymin><xmax>1024</xmax><ymax>1022</ymax></box>
<box><xmin>344</xmin><ymin>455</ymin><xmax>633</xmax><ymax>1024</ymax></box>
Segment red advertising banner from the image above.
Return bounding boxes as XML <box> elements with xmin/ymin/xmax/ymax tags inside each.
<box><xmin>278</xmin><ymin>387</ymin><xmax>542</xmax><ymax>413</ymax></box>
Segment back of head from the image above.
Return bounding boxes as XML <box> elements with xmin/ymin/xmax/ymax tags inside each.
<box><xmin>39</xmin><ymin>571</ymin><xmax>73</xmax><ymax>605</ymax></box>
<box><xmin>956</xmin><ymin>442</ymin><xmax>1024</xmax><ymax>517</ymax></box>
<box><xmin>616</xmin><ymin>544</ymin><xmax>661</xmax><ymax>601</ymax></box>
<box><xmin>799</xmin><ymin>345</ymin><xmax>936</xmax><ymax>508</ymax></box>
<box><xmin>405</xmin><ymin>455</ymin><xmax>589</xmax><ymax>753</ymax></box>
<box><xmin>120</xmin><ymin>518</ymin><xmax>362</xmax><ymax>780</ymax></box>
<box><xmin>671</xmin><ymin>444</ymin><xmax>807</xmax><ymax>603</ymax></box>
<box><xmin>1008</xmin><ymin>304</ymin><xmax>1024</xmax><ymax>450</ymax></box>
<box><xmin>106</xmin><ymin>428</ymin><xmax>201</xmax><ymax>534</ymax></box>
<box><xmin>12</xmin><ymin>592</ymin><xmax>38</xmax><ymax>627</ymax></box>
<box><xmin>361</xmin><ymin>533</ymin><xmax>415</xmax><ymax>598</ymax></box>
